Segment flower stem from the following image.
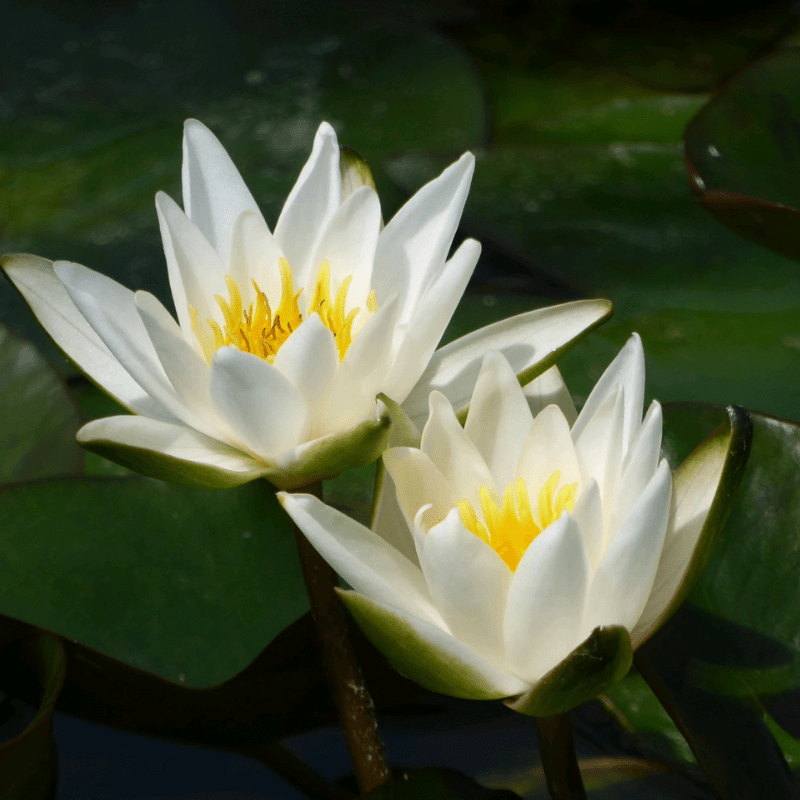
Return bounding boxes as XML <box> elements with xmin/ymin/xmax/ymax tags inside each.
<box><xmin>290</xmin><ymin>481</ymin><xmax>391</xmax><ymax>794</ymax></box>
<box><xmin>535</xmin><ymin>712</ymin><xmax>587</xmax><ymax>800</ymax></box>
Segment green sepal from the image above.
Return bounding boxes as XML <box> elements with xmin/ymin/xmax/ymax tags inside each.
<box><xmin>264</xmin><ymin>405</ymin><xmax>392</xmax><ymax>490</ymax></box>
<box><xmin>340</xmin><ymin>145</ymin><xmax>378</xmax><ymax>197</ymax></box>
<box><xmin>79</xmin><ymin>435</ymin><xmax>270</xmax><ymax>490</ymax></box>
<box><xmin>505</xmin><ymin>625</ymin><xmax>633</xmax><ymax>718</ymax></box>
<box><xmin>338</xmin><ymin>589</ymin><xmax>514</xmax><ymax>701</ymax></box>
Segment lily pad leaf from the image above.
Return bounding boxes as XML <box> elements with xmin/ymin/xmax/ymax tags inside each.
<box><xmin>0</xmin><ymin>633</ymin><xmax>65</xmax><ymax>800</ymax></box>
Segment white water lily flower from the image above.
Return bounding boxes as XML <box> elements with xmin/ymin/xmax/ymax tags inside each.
<box><xmin>279</xmin><ymin>335</ymin><xmax>737</xmax><ymax>710</ymax></box>
<box><xmin>2</xmin><ymin>120</ymin><xmax>611</xmax><ymax>489</ymax></box>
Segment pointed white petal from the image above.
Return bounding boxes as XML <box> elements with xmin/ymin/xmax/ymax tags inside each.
<box><xmin>420</xmin><ymin>508</ymin><xmax>512</xmax><ymax>660</ymax></box>
<box><xmin>420</xmin><ymin>391</ymin><xmax>495</xmax><ymax>504</ymax></box>
<box><xmin>181</xmin><ymin>119</ymin><xmax>266</xmax><ymax>266</ymax></box>
<box><xmin>77</xmin><ymin>414</ymin><xmax>268</xmax><ymax>488</ymax></box>
<box><xmin>382</xmin><ymin>447</ymin><xmax>456</xmax><ymax>536</ymax></box>
<box><xmin>156</xmin><ymin>191</ymin><xmax>227</xmax><ymax>337</ymax></box>
<box><xmin>464</xmin><ymin>352</ymin><xmax>534</xmax><ymax>489</ymax></box>
<box><xmin>504</xmin><ymin>513</ymin><xmax>589</xmax><ymax>682</ymax></box>
<box><xmin>371</xmin><ymin>468</ymin><xmax>420</xmax><ymax>566</ymax></box>
<box><xmin>630</xmin><ymin>434</ymin><xmax>728</xmax><ymax>648</ymax></box>
<box><xmin>373</xmin><ymin>153</ymin><xmax>474</xmax><ymax>322</ymax></box>
<box><xmin>274</xmin><ymin>122</ymin><xmax>340</xmax><ymax>286</ymax></box>
<box><xmin>582</xmin><ymin>460</ymin><xmax>672</xmax><ymax>638</ymax></box>
<box><xmin>523</xmin><ymin>365</ymin><xmax>577</xmax><ymax>426</ymax></box>
<box><xmin>228</xmin><ymin>210</ymin><xmax>285</xmax><ymax>308</ymax></box>
<box><xmin>574</xmin><ymin>386</ymin><xmax>624</xmax><ymax>517</ymax></box>
<box><xmin>383</xmin><ymin>239</ymin><xmax>480</xmax><ymax>404</ymax></box>
<box><xmin>611</xmin><ymin>401</ymin><xmax>663</xmax><ymax>532</ymax></box>
<box><xmin>571</xmin><ymin>479</ymin><xmax>604</xmax><ymax>569</ymax></box>
<box><xmin>272</xmin><ymin>315</ymin><xmax>339</xmax><ymax>408</ymax></box>
<box><xmin>402</xmin><ymin>299</ymin><xmax>612</xmax><ymax>431</ymax></box>
<box><xmin>1</xmin><ymin>254</ymin><xmax>171</xmax><ymax>420</ymax></box>
<box><xmin>55</xmin><ymin>261</ymin><xmax>195</xmax><ymax>426</ymax></box>
<box><xmin>340</xmin><ymin>590</ymin><xmax>529</xmax><ymax>699</ymax></box>
<box><xmin>308</xmin><ymin>185</ymin><xmax>381</xmax><ymax>309</ymax></box>
<box><xmin>278</xmin><ymin>492</ymin><xmax>442</xmax><ymax>626</ymax></box>
<box><xmin>516</xmin><ymin>404</ymin><xmax>582</xmax><ymax>507</ymax></box>
<box><xmin>572</xmin><ymin>333</ymin><xmax>645</xmax><ymax>459</ymax></box>
<box><xmin>209</xmin><ymin>347</ymin><xmax>309</xmax><ymax>459</ymax></box>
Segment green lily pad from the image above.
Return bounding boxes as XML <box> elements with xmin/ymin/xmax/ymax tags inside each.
<box><xmin>632</xmin><ymin>408</ymin><xmax>800</xmax><ymax>795</ymax></box>
<box><xmin>0</xmin><ymin>633</ymin><xmax>65</xmax><ymax>800</ymax></box>
<box><xmin>0</xmin><ymin>323</ymin><xmax>83</xmax><ymax>483</ymax></box>
<box><xmin>0</xmin><ymin>477</ymin><xmax>307</xmax><ymax>686</ymax></box>
<box><xmin>684</xmin><ymin>48</ymin><xmax>800</xmax><ymax>259</ymax></box>
<box><xmin>362</xmin><ymin>768</ymin><xmax>522</xmax><ymax>799</ymax></box>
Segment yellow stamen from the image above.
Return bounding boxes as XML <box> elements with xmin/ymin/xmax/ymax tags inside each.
<box><xmin>190</xmin><ymin>257</ymin><xmax>376</xmax><ymax>364</ymax></box>
<box><xmin>457</xmin><ymin>472</ymin><xmax>578</xmax><ymax>571</ymax></box>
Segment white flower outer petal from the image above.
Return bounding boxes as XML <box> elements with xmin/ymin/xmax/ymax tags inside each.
<box><xmin>273</xmin><ymin>122</ymin><xmax>341</xmax><ymax>287</ymax></box>
<box><xmin>570</xmin><ymin>479</ymin><xmax>604</xmax><ymax>569</ymax></box>
<box><xmin>339</xmin><ymin>589</ymin><xmax>529</xmax><ymax>700</ymax></box>
<box><xmin>277</xmin><ymin>493</ymin><xmax>443</xmax><ymax>627</ymax></box>
<box><xmin>523</xmin><ymin>365</ymin><xmax>577</xmax><ymax>426</ymax></box>
<box><xmin>420</xmin><ymin>508</ymin><xmax>513</xmax><ymax>662</ymax></box>
<box><xmin>571</xmin><ymin>332</ymin><xmax>645</xmax><ymax>459</ymax></box>
<box><xmin>504</xmin><ymin>512</ymin><xmax>590</xmax><ymax>683</ymax></box>
<box><xmin>181</xmin><ymin>118</ymin><xmax>266</xmax><ymax>267</ymax></box>
<box><xmin>582</xmin><ymin>459</ymin><xmax>672</xmax><ymax>638</ymax></box>
<box><xmin>209</xmin><ymin>347</ymin><xmax>309</xmax><ymax>459</ymax></box>
<box><xmin>464</xmin><ymin>350</ymin><xmax>534</xmax><ymax>490</ymax></box>
<box><xmin>372</xmin><ymin>152</ymin><xmax>474</xmax><ymax>323</ymax></box>
<box><xmin>1</xmin><ymin>254</ymin><xmax>170</xmax><ymax>421</ymax></box>
<box><xmin>402</xmin><ymin>299</ymin><xmax>612</xmax><ymax>431</ymax></box>
<box><xmin>421</xmin><ymin>391</ymin><xmax>495</xmax><ymax>505</ymax></box>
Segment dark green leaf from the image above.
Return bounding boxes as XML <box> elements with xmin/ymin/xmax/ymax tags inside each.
<box><xmin>0</xmin><ymin>324</ymin><xmax>83</xmax><ymax>483</ymax></box>
<box><xmin>0</xmin><ymin>633</ymin><xmax>64</xmax><ymax>800</ymax></box>
<box><xmin>0</xmin><ymin>477</ymin><xmax>307</xmax><ymax>686</ymax></box>
<box><xmin>362</xmin><ymin>768</ymin><xmax>521</xmax><ymax>799</ymax></box>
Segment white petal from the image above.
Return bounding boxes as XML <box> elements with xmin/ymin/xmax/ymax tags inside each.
<box><xmin>314</xmin><ymin>296</ymin><xmax>399</xmax><ymax>437</ymax></box>
<box><xmin>582</xmin><ymin>459</ymin><xmax>672</xmax><ymax>638</ymax></box>
<box><xmin>523</xmin><ymin>365</ymin><xmax>577</xmax><ymax>426</ymax></box>
<box><xmin>464</xmin><ymin>352</ymin><xmax>534</xmax><ymax>490</ymax></box>
<box><xmin>1</xmin><ymin>254</ymin><xmax>171</xmax><ymax>420</ymax></box>
<box><xmin>420</xmin><ymin>391</ymin><xmax>495</xmax><ymax>504</ymax></box>
<box><xmin>372</xmin><ymin>152</ymin><xmax>474</xmax><ymax>324</ymax></box>
<box><xmin>402</xmin><ymin>299</ymin><xmax>612</xmax><ymax>431</ymax></box>
<box><xmin>274</xmin><ymin>122</ymin><xmax>341</xmax><ymax>286</ymax></box>
<box><xmin>134</xmin><ymin>292</ymin><xmax>219</xmax><ymax>436</ymax></box>
<box><xmin>228</xmin><ymin>210</ymin><xmax>285</xmax><ymax>308</ymax></box>
<box><xmin>278</xmin><ymin>492</ymin><xmax>442</xmax><ymax>627</ymax></box>
<box><xmin>420</xmin><ymin>508</ymin><xmax>512</xmax><ymax>661</ymax></box>
<box><xmin>308</xmin><ymin>185</ymin><xmax>381</xmax><ymax>309</ymax></box>
<box><xmin>209</xmin><ymin>347</ymin><xmax>309</xmax><ymax>459</ymax></box>
<box><xmin>77</xmin><ymin>414</ymin><xmax>267</xmax><ymax>485</ymax></box>
<box><xmin>181</xmin><ymin>119</ymin><xmax>266</xmax><ymax>267</ymax></box>
<box><xmin>630</xmin><ymin>435</ymin><xmax>728</xmax><ymax>648</ymax></box>
<box><xmin>504</xmin><ymin>513</ymin><xmax>590</xmax><ymax>682</ymax></box>
<box><xmin>271</xmin><ymin>315</ymin><xmax>339</xmax><ymax>409</ymax></box>
<box><xmin>155</xmin><ymin>191</ymin><xmax>227</xmax><ymax>338</ymax></box>
<box><xmin>515</xmin><ymin>404</ymin><xmax>582</xmax><ymax>507</ymax></box>
<box><xmin>55</xmin><ymin>261</ymin><xmax>194</xmax><ymax>426</ymax></box>
<box><xmin>572</xmin><ymin>333</ymin><xmax>645</xmax><ymax>459</ymax></box>
<box><xmin>382</xmin><ymin>447</ymin><xmax>457</xmax><ymax>536</ymax></box>
<box><xmin>611</xmin><ymin>401</ymin><xmax>663</xmax><ymax>532</ymax></box>
<box><xmin>571</xmin><ymin>479</ymin><xmax>604</xmax><ymax>569</ymax></box>
<box><xmin>383</xmin><ymin>239</ymin><xmax>480</xmax><ymax>404</ymax></box>
<box><xmin>340</xmin><ymin>590</ymin><xmax>529</xmax><ymax>699</ymax></box>
<box><xmin>371</xmin><ymin>468</ymin><xmax>419</xmax><ymax>566</ymax></box>
<box><xmin>574</xmin><ymin>386</ymin><xmax>624</xmax><ymax>517</ymax></box>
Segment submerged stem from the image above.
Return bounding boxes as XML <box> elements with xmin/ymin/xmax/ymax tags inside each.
<box><xmin>535</xmin><ymin>712</ymin><xmax>587</xmax><ymax>800</ymax></box>
<box><xmin>290</xmin><ymin>481</ymin><xmax>391</xmax><ymax>794</ymax></box>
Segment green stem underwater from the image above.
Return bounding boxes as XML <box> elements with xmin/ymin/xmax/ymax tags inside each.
<box><xmin>289</xmin><ymin>480</ymin><xmax>391</xmax><ymax>795</ymax></box>
<box><xmin>535</xmin><ymin>712</ymin><xmax>587</xmax><ymax>800</ymax></box>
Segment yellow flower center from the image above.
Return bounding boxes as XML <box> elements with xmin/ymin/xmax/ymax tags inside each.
<box><xmin>190</xmin><ymin>258</ymin><xmax>378</xmax><ymax>364</ymax></box>
<box><xmin>457</xmin><ymin>472</ymin><xmax>578</xmax><ymax>571</ymax></box>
